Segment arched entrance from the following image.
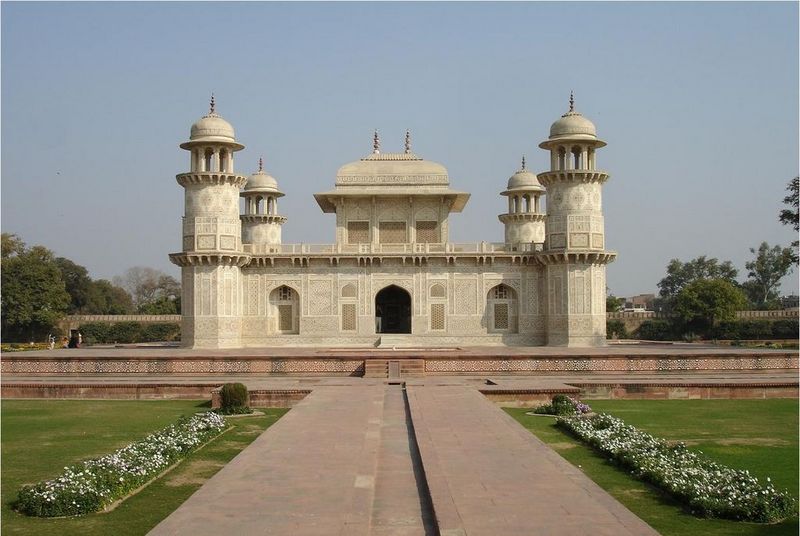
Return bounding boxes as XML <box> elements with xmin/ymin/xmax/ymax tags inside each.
<box><xmin>375</xmin><ymin>285</ymin><xmax>411</xmax><ymax>334</ymax></box>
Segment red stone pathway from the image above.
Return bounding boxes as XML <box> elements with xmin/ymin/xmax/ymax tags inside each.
<box><xmin>149</xmin><ymin>384</ymin><xmax>658</xmax><ymax>535</ymax></box>
<box><xmin>407</xmin><ymin>386</ymin><xmax>657</xmax><ymax>535</ymax></box>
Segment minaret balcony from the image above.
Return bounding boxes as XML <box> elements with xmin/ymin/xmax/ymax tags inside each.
<box><xmin>169</xmin><ymin>251</ymin><xmax>251</xmax><ymax>267</ymax></box>
<box><xmin>240</xmin><ymin>214</ymin><xmax>287</xmax><ymax>224</ymax></box>
<box><xmin>176</xmin><ymin>172</ymin><xmax>248</xmax><ymax>188</ymax></box>
<box><xmin>498</xmin><ymin>213</ymin><xmax>546</xmax><ymax>224</ymax></box>
<box><xmin>537</xmin><ymin>170</ymin><xmax>609</xmax><ymax>187</ymax></box>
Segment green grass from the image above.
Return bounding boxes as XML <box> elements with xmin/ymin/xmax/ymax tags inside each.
<box><xmin>506</xmin><ymin>399</ymin><xmax>799</xmax><ymax>536</ymax></box>
<box><xmin>1</xmin><ymin>400</ymin><xmax>288</xmax><ymax>536</ymax></box>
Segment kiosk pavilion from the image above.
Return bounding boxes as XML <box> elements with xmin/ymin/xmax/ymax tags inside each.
<box><xmin>169</xmin><ymin>95</ymin><xmax>615</xmax><ymax>348</ymax></box>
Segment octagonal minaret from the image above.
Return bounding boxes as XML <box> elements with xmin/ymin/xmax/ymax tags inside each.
<box><xmin>241</xmin><ymin>157</ymin><xmax>287</xmax><ymax>252</ymax></box>
<box><xmin>537</xmin><ymin>93</ymin><xmax>616</xmax><ymax>346</ymax></box>
<box><xmin>169</xmin><ymin>96</ymin><xmax>249</xmax><ymax>348</ymax></box>
<box><xmin>499</xmin><ymin>156</ymin><xmax>546</xmax><ymax>250</ymax></box>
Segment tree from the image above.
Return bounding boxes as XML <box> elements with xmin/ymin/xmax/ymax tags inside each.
<box><xmin>113</xmin><ymin>267</ymin><xmax>180</xmax><ymax>312</ymax></box>
<box><xmin>85</xmin><ymin>279</ymin><xmax>135</xmax><ymax>314</ymax></box>
<box><xmin>138</xmin><ymin>295</ymin><xmax>180</xmax><ymax>314</ymax></box>
<box><xmin>606</xmin><ymin>295</ymin><xmax>625</xmax><ymax>312</ymax></box>
<box><xmin>674</xmin><ymin>279</ymin><xmax>747</xmax><ymax>328</ymax></box>
<box><xmin>2</xmin><ymin>233</ymin><xmax>26</xmax><ymax>258</ymax></box>
<box><xmin>742</xmin><ymin>242</ymin><xmax>794</xmax><ymax>309</ymax></box>
<box><xmin>779</xmin><ymin>176</ymin><xmax>799</xmax><ymax>263</ymax></box>
<box><xmin>1</xmin><ymin>244</ymin><xmax>70</xmax><ymax>340</ymax></box>
<box><xmin>657</xmin><ymin>256</ymin><xmax>738</xmax><ymax>310</ymax></box>
<box><xmin>54</xmin><ymin>257</ymin><xmax>93</xmax><ymax>314</ymax></box>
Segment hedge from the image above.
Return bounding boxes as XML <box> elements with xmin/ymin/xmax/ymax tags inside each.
<box><xmin>79</xmin><ymin>322</ymin><xmax>181</xmax><ymax>344</ymax></box>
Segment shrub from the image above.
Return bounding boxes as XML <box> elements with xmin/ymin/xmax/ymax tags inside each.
<box><xmin>711</xmin><ymin>319</ymin><xmax>795</xmax><ymax>341</ymax></box>
<box><xmin>771</xmin><ymin>319</ymin><xmax>799</xmax><ymax>339</ymax></box>
<box><xmin>635</xmin><ymin>319</ymin><xmax>675</xmax><ymax>341</ymax></box>
<box><xmin>220</xmin><ymin>383</ymin><xmax>249</xmax><ymax>410</ymax></box>
<box><xmin>79</xmin><ymin>322</ymin><xmax>112</xmax><ymax>345</ymax></box>
<box><xmin>15</xmin><ymin>412</ymin><xmax>226</xmax><ymax>517</ymax></box>
<box><xmin>109</xmin><ymin>322</ymin><xmax>144</xmax><ymax>343</ymax></box>
<box><xmin>141</xmin><ymin>323</ymin><xmax>180</xmax><ymax>342</ymax></box>
<box><xmin>78</xmin><ymin>322</ymin><xmax>180</xmax><ymax>344</ymax></box>
<box><xmin>533</xmin><ymin>395</ymin><xmax>592</xmax><ymax>416</ymax></box>
<box><xmin>606</xmin><ymin>319</ymin><xmax>628</xmax><ymax>339</ymax></box>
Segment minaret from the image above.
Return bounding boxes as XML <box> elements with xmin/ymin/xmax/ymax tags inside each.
<box><xmin>241</xmin><ymin>157</ymin><xmax>287</xmax><ymax>251</ymax></box>
<box><xmin>537</xmin><ymin>93</ymin><xmax>616</xmax><ymax>346</ymax></box>
<box><xmin>169</xmin><ymin>96</ymin><xmax>249</xmax><ymax>348</ymax></box>
<box><xmin>498</xmin><ymin>155</ymin><xmax>546</xmax><ymax>249</ymax></box>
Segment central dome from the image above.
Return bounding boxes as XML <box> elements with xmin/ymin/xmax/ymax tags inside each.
<box><xmin>336</xmin><ymin>152</ymin><xmax>450</xmax><ymax>187</ymax></box>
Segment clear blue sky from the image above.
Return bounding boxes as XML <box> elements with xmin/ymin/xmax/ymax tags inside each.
<box><xmin>2</xmin><ymin>2</ymin><xmax>798</xmax><ymax>297</ymax></box>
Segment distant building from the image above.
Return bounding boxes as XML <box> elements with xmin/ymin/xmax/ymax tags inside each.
<box><xmin>624</xmin><ymin>294</ymin><xmax>655</xmax><ymax>312</ymax></box>
<box><xmin>169</xmin><ymin>95</ymin><xmax>616</xmax><ymax>348</ymax></box>
<box><xmin>781</xmin><ymin>295</ymin><xmax>799</xmax><ymax>310</ymax></box>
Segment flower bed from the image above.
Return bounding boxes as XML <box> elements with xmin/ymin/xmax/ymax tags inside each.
<box><xmin>15</xmin><ymin>412</ymin><xmax>226</xmax><ymax>517</ymax></box>
<box><xmin>557</xmin><ymin>413</ymin><xmax>797</xmax><ymax>523</ymax></box>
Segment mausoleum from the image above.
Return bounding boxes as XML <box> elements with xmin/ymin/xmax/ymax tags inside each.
<box><xmin>169</xmin><ymin>94</ymin><xmax>615</xmax><ymax>348</ymax></box>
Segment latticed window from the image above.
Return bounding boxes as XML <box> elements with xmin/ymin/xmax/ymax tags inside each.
<box><xmin>341</xmin><ymin>284</ymin><xmax>357</xmax><ymax>298</ymax></box>
<box><xmin>347</xmin><ymin>221</ymin><xmax>369</xmax><ymax>244</ymax></box>
<box><xmin>379</xmin><ymin>222</ymin><xmax>407</xmax><ymax>244</ymax></box>
<box><xmin>430</xmin><ymin>303</ymin><xmax>445</xmax><ymax>330</ymax></box>
<box><xmin>493</xmin><ymin>303</ymin><xmax>509</xmax><ymax>330</ymax></box>
<box><xmin>416</xmin><ymin>221</ymin><xmax>438</xmax><ymax>243</ymax></box>
<box><xmin>278</xmin><ymin>304</ymin><xmax>293</xmax><ymax>331</ymax></box>
<box><xmin>429</xmin><ymin>284</ymin><xmax>446</xmax><ymax>298</ymax></box>
<box><xmin>493</xmin><ymin>285</ymin><xmax>509</xmax><ymax>299</ymax></box>
<box><xmin>341</xmin><ymin>303</ymin><xmax>356</xmax><ymax>331</ymax></box>
<box><xmin>279</xmin><ymin>286</ymin><xmax>294</xmax><ymax>300</ymax></box>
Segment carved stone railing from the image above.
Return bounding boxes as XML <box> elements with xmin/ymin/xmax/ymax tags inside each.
<box><xmin>242</xmin><ymin>242</ymin><xmax>545</xmax><ymax>255</ymax></box>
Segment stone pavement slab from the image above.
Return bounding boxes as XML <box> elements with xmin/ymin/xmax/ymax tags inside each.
<box><xmin>149</xmin><ymin>385</ymin><xmax>387</xmax><ymax>536</ymax></box>
<box><xmin>407</xmin><ymin>385</ymin><xmax>659</xmax><ymax>535</ymax></box>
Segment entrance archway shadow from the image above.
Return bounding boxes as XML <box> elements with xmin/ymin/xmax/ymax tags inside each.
<box><xmin>375</xmin><ymin>285</ymin><xmax>411</xmax><ymax>334</ymax></box>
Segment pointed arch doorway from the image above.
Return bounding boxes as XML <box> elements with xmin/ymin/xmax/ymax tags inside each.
<box><xmin>375</xmin><ymin>285</ymin><xmax>411</xmax><ymax>334</ymax></box>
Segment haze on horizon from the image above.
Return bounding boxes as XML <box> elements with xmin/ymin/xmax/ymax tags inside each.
<box><xmin>2</xmin><ymin>2</ymin><xmax>798</xmax><ymax>298</ymax></box>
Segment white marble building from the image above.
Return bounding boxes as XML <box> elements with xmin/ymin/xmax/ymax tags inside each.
<box><xmin>170</xmin><ymin>95</ymin><xmax>615</xmax><ymax>348</ymax></box>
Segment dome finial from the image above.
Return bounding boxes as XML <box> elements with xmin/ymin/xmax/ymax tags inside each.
<box><xmin>373</xmin><ymin>129</ymin><xmax>380</xmax><ymax>154</ymax></box>
<box><xmin>405</xmin><ymin>129</ymin><xmax>411</xmax><ymax>154</ymax></box>
<box><xmin>569</xmin><ymin>91</ymin><xmax>574</xmax><ymax>112</ymax></box>
<box><xmin>258</xmin><ymin>156</ymin><xmax>263</xmax><ymax>172</ymax></box>
<box><xmin>210</xmin><ymin>93</ymin><xmax>216</xmax><ymax>115</ymax></box>
<box><xmin>521</xmin><ymin>155</ymin><xmax>526</xmax><ymax>170</ymax></box>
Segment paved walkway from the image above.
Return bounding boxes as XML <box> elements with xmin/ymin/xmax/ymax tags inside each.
<box><xmin>407</xmin><ymin>386</ymin><xmax>657</xmax><ymax>535</ymax></box>
<box><xmin>149</xmin><ymin>384</ymin><xmax>658</xmax><ymax>536</ymax></box>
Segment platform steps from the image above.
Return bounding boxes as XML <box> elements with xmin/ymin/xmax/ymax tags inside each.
<box><xmin>364</xmin><ymin>359</ymin><xmax>426</xmax><ymax>379</ymax></box>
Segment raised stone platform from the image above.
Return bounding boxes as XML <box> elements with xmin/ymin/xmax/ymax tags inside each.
<box><xmin>1</xmin><ymin>343</ymin><xmax>796</xmax><ymax>377</ymax></box>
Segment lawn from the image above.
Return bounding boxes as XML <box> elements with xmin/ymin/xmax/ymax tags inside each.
<box><xmin>506</xmin><ymin>399</ymin><xmax>799</xmax><ymax>536</ymax></box>
<box><xmin>1</xmin><ymin>399</ymin><xmax>288</xmax><ymax>536</ymax></box>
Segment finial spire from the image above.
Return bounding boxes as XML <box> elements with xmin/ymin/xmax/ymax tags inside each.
<box><xmin>521</xmin><ymin>155</ymin><xmax>526</xmax><ymax>170</ymax></box>
<box><xmin>373</xmin><ymin>130</ymin><xmax>380</xmax><ymax>154</ymax></box>
<box><xmin>569</xmin><ymin>90</ymin><xmax>574</xmax><ymax>112</ymax></box>
<box><xmin>405</xmin><ymin>129</ymin><xmax>411</xmax><ymax>154</ymax></box>
<box><xmin>258</xmin><ymin>156</ymin><xmax>263</xmax><ymax>172</ymax></box>
<box><xmin>210</xmin><ymin>93</ymin><xmax>216</xmax><ymax>114</ymax></box>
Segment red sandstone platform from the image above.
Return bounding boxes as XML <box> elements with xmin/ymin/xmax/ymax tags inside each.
<box><xmin>2</xmin><ymin>342</ymin><xmax>796</xmax><ymax>378</ymax></box>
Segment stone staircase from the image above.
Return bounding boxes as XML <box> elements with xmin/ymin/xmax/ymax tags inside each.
<box><xmin>364</xmin><ymin>358</ymin><xmax>426</xmax><ymax>379</ymax></box>
<box><xmin>376</xmin><ymin>335</ymin><xmax>414</xmax><ymax>348</ymax></box>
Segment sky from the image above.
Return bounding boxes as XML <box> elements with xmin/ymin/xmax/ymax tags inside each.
<box><xmin>2</xmin><ymin>1</ymin><xmax>798</xmax><ymax>297</ymax></box>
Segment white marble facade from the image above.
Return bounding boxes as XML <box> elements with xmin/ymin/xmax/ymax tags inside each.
<box><xmin>170</xmin><ymin>95</ymin><xmax>615</xmax><ymax>348</ymax></box>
